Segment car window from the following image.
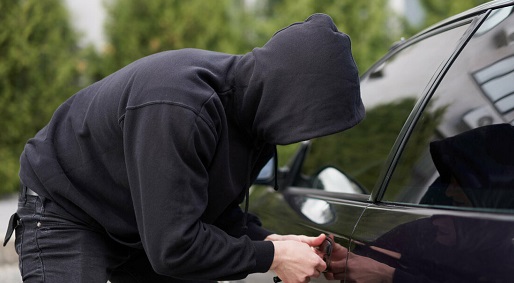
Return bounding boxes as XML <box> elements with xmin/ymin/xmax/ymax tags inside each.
<box><xmin>383</xmin><ymin>6</ymin><xmax>514</xmax><ymax>212</ymax></box>
<box><xmin>292</xmin><ymin>22</ymin><xmax>471</xmax><ymax>194</ymax></box>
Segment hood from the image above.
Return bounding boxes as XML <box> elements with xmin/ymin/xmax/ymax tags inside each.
<box><xmin>233</xmin><ymin>13</ymin><xmax>364</xmax><ymax>145</ymax></box>
<box><xmin>430</xmin><ymin>124</ymin><xmax>514</xmax><ymax>209</ymax></box>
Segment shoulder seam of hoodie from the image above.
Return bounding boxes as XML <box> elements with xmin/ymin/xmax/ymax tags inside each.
<box><xmin>120</xmin><ymin>99</ymin><xmax>217</xmax><ymax>134</ymax></box>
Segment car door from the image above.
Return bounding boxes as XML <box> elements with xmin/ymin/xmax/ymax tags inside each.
<box><xmin>349</xmin><ymin>5</ymin><xmax>514</xmax><ymax>283</ymax></box>
<box><xmin>249</xmin><ymin>5</ymin><xmax>479</xmax><ymax>283</ymax></box>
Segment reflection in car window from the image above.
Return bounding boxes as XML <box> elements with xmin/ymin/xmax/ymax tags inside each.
<box><xmin>383</xmin><ymin>7</ymin><xmax>514</xmax><ymax>212</ymax></box>
<box><xmin>293</xmin><ymin>23</ymin><xmax>470</xmax><ymax>193</ymax></box>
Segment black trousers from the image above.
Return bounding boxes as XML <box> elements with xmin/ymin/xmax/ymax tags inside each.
<box><xmin>6</xmin><ymin>186</ymin><xmax>214</xmax><ymax>283</ymax></box>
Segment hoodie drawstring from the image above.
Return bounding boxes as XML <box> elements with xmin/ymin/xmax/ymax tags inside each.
<box><xmin>273</xmin><ymin>146</ymin><xmax>280</xmax><ymax>191</ymax></box>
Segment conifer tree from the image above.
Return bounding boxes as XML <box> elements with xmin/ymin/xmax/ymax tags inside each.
<box><xmin>0</xmin><ymin>0</ymin><xmax>80</xmax><ymax>195</ymax></box>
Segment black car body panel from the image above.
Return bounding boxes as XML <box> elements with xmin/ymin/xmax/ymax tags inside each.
<box><xmin>250</xmin><ymin>1</ymin><xmax>514</xmax><ymax>282</ymax></box>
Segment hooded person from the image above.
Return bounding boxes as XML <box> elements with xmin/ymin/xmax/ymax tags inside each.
<box><xmin>5</xmin><ymin>13</ymin><xmax>364</xmax><ymax>282</ymax></box>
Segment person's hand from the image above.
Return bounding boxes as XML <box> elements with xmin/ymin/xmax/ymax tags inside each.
<box><xmin>270</xmin><ymin>239</ymin><xmax>327</xmax><ymax>283</ymax></box>
<box><xmin>324</xmin><ymin>245</ymin><xmax>394</xmax><ymax>283</ymax></box>
<box><xmin>265</xmin><ymin>233</ymin><xmax>326</xmax><ymax>247</ymax></box>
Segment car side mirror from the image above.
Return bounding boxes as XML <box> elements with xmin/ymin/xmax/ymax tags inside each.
<box><xmin>313</xmin><ymin>166</ymin><xmax>366</xmax><ymax>194</ymax></box>
<box><xmin>254</xmin><ymin>158</ymin><xmax>275</xmax><ymax>185</ymax></box>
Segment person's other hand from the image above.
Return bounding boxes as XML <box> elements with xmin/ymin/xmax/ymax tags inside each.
<box><xmin>324</xmin><ymin>245</ymin><xmax>394</xmax><ymax>283</ymax></box>
<box><xmin>322</xmin><ymin>235</ymin><xmax>348</xmax><ymax>280</ymax></box>
<box><xmin>270</xmin><ymin>240</ymin><xmax>326</xmax><ymax>283</ymax></box>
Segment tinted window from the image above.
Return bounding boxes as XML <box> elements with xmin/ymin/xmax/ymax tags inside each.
<box><xmin>293</xmin><ymin>23</ymin><xmax>470</xmax><ymax>193</ymax></box>
<box><xmin>383</xmin><ymin>7</ymin><xmax>514</xmax><ymax>212</ymax></box>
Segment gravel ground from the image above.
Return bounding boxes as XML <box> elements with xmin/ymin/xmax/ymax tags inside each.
<box><xmin>0</xmin><ymin>194</ymin><xmax>274</xmax><ymax>283</ymax></box>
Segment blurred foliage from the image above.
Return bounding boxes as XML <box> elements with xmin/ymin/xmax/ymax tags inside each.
<box><xmin>0</xmin><ymin>0</ymin><xmax>80</xmax><ymax>196</ymax></box>
<box><xmin>0</xmin><ymin>0</ymin><xmax>489</xmax><ymax>197</ymax></box>
<box><xmin>84</xmin><ymin>0</ymin><xmax>396</xmax><ymax>81</ymax></box>
<box><xmin>403</xmin><ymin>0</ymin><xmax>490</xmax><ymax>35</ymax></box>
<box><xmin>421</xmin><ymin>0</ymin><xmax>490</xmax><ymax>26</ymax></box>
<box><xmin>85</xmin><ymin>0</ymin><xmax>257</xmax><ymax>81</ymax></box>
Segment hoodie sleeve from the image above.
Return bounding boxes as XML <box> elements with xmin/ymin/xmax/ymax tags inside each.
<box><xmin>122</xmin><ymin>102</ymin><xmax>274</xmax><ymax>280</ymax></box>
<box><xmin>214</xmin><ymin>203</ymin><xmax>273</xmax><ymax>241</ymax></box>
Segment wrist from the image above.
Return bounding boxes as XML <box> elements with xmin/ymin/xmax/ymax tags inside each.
<box><xmin>378</xmin><ymin>263</ymin><xmax>395</xmax><ymax>283</ymax></box>
<box><xmin>265</xmin><ymin>234</ymin><xmax>281</xmax><ymax>241</ymax></box>
<box><xmin>269</xmin><ymin>241</ymin><xmax>286</xmax><ymax>270</ymax></box>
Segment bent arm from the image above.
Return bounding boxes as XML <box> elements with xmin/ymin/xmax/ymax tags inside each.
<box><xmin>123</xmin><ymin>104</ymin><xmax>273</xmax><ymax>280</ymax></box>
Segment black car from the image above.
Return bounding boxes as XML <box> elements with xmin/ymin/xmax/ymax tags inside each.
<box><xmin>250</xmin><ymin>1</ymin><xmax>514</xmax><ymax>282</ymax></box>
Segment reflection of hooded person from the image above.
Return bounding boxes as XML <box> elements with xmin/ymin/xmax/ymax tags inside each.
<box><xmin>14</xmin><ymin>14</ymin><xmax>364</xmax><ymax>281</ymax></box>
<box><xmin>363</xmin><ymin>124</ymin><xmax>514</xmax><ymax>282</ymax></box>
<box><xmin>425</xmin><ymin>123</ymin><xmax>514</xmax><ymax>209</ymax></box>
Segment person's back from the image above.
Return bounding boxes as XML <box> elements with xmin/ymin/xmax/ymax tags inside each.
<box><xmin>20</xmin><ymin>49</ymin><xmax>241</xmax><ymax>244</ymax></box>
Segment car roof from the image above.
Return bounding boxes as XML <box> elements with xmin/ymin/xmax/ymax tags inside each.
<box><xmin>363</xmin><ymin>0</ymin><xmax>514</xmax><ymax>78</ymax></box>
<box><xmin>417</xmin><ymin>0</ymin><xmax>514</xmax><ymax>37</ymax></box>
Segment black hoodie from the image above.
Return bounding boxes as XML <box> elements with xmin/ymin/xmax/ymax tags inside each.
<box><xmin>19</xmin><ymin>14</ymin><xmax>364</xmax><ymax>280</ymax></box>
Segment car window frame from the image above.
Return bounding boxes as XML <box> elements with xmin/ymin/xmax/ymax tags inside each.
<box><xmin>285</xmin><ymin>186</ymin><xmax>372</xmax><ymax>202</ymax></box>
<box><xmin>373</xmin><ymin>11</ymin><xmax>493</xmax><ymax>204</ymax></box>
